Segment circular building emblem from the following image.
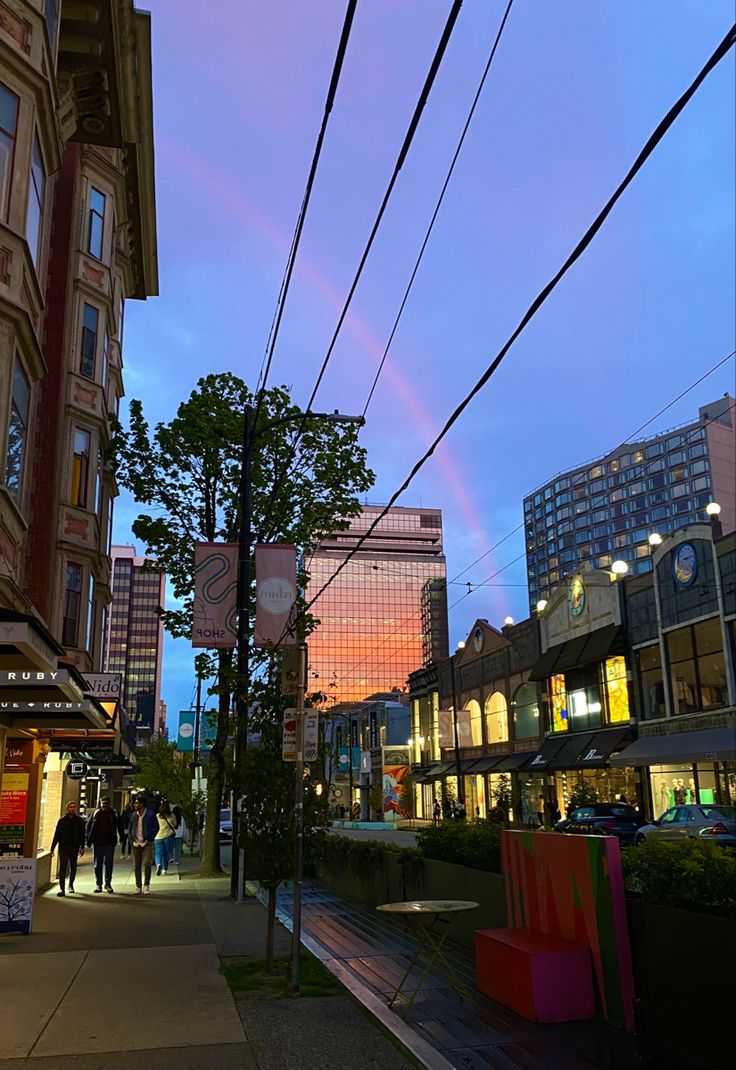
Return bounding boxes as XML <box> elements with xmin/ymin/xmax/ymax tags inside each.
<box><xmin>673</xmin><ymin>543</ymin><xmax>698</xmax><ymax>588</ymax></box>
<box><xmin>472</xmin><ymin>627</ymin><xmax>484</xmax><ymax>653</ymax></box>
<box><xmin>567</xmin><ymin>576</ymin><xmax>586</xmax><ymax>618</ymax></box>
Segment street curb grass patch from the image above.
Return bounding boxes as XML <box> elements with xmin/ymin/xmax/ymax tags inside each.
<box><xmin>221</xmin><ymin>951</ymin><xmax>344</xmax><ymax>999</ymax></box>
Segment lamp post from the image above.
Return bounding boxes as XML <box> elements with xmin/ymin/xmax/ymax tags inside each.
<box><xmin>706</xmin><ymin>501</ymin><xmax>723</xmax><ymax>540</ymax></box>
<box><xmin>230</xmin><ymin>405</ymin><xmax>363</xmax><ymax>900</ymax></box>
<box><xmin>450</xmin><ymin>642</ymin><xmax>465</xmax><ymax>808</ymax></box>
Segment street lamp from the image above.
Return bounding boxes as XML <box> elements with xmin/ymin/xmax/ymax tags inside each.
<box><xmin>648</xmin><ymin>533</ymin><xmax>663</xmax><ymax>547</ymax></box>
<box><xmin>450</xmin><ymin>641</ymin><xmax>465</xmax><ymax>809</ymax></box>
<box><xmin>535</xmin><ymin>599</ymin><xmax>548</xmax><ymax>613</ymax></box>
<box><xmin>611</xmin><ymin>560</ymin><xmax>629</xmax><ymax>578</ymax></box>
<box><xmin>230</xmin><ymin>403</ymin><xmax>364</xmax><ymax>900</ymax></box>
<box><xmin>705</xmin><ymin>501</ymin><xmax>723</xmax><ymax>539</ymax></box>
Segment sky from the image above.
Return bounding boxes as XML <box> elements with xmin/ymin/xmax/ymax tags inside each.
<box><xmin>114</xmin><ymin>1</ymin><xmax>735</xmax><ymax>729</ymax></box>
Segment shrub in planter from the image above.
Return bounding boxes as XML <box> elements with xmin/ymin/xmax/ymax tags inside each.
<box><xmin>621</xmin><ymin>839</ymin><xmax>736</xmax><ymax>916</ymax></box>
<box><xmin>416</xmin><ymin>819</ymin><xmax>503</xmax><ymax>872</ymax></box>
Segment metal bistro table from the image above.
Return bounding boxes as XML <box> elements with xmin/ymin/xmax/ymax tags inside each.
<box><xmin>376</xmin><ymin>899</ymin><xmax>479</xmax><ymax>1007</ymax></box>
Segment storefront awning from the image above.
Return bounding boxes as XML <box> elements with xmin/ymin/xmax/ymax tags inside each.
<box><xmin>467</xmin><ymin>756</ymin><xmax>505</xmax><ymax>774</ymax></box>
<box><xmin>529</xmin><ymin>625</ymin><xmax>623</xmax><ymax>682</ymax></box>
<box><xmin>545</xmin><ymin>731</ymin><xmax>598</xmax><ymax>771</ymax></box>
<box><xmin>0</xmin><ymin>609</ymin><xmax>63</xmax><ymax>671</ymax></box>
<box><xmin>493</xmin><ymin>752</ymin><xmax>536</xmax><ymax>772</ymax></box>
<box><xmin>415</xmin><ymin>762</ymin><xmax>455</xmax><ymax>782</ymax></box>
<box><xmin>0</xmin><ymin>699</ymin><xmax>109</xmax><ymax>731</ymax></box>
<box><xmin>609</xmin><ymin>727</ymin><xmax>736</xmax><ymax>767</ymax></box>
<box><xmin>522</xmin><ymin>735</ymin><xmax>570</xmax><ymax>771</ymax></box>
<box><xmin>574</xmin><ymin>727</ymin><xmax>632</xmax><ymax>768</ymax></box>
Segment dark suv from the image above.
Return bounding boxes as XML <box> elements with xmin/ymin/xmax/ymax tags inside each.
<box><xmin>554</xmin><ymin>803</ymin><xmax>645</xmax><ymax>845</ymax></box>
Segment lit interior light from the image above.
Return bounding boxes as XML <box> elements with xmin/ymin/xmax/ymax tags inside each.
<box><xmin>705</xmin><ymin>502</ymin><xmax>722</xmax><ymax>516</ymax></box>
<box><xmin>536</xmin><ymin>599</ymin><xmax>548</xmax><ymax>612</ymax></box>
<box><xmin>648</xmin><ymin>533</ymin><xmax>663</xmax><ymax>547</ymax></box>
<box><xmin>611</xmin><ymin>560</ymin><xmax>629</xmax><ymax>576</ymax></box>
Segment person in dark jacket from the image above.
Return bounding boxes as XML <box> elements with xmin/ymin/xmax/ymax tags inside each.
<box><xmin>118</xmin><ymin>802</ymin><xmax>135</xmax><ymax>860</ymax></box>
<box><xmin>85</xmin><ymin>796</ymin><xmax>119</xmax><ymax>893</ymax></box>
<box><xmin>50</xmin><ymin>801</ymin><xmax>86</xmax><ymax>896</ymax></box>
<box><xmin>129</xmin><ymin>795</ymin><xmax>158</xmax><ymax>894</ymax></box>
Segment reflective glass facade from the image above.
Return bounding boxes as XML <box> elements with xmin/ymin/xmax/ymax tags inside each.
<box><xmin>105</xmin><ymin>547</ymin><xmax>165</xmax><ymax>730</ymax></box>
<box><xmin>307</xmin><ymin>507</ymin><xmax>446</xmax><ymax>703</ymax></box>
<box><xmin>523</xmin><ymin>396</ymin><xmax>735</xmax><ymax>610</ymax></box>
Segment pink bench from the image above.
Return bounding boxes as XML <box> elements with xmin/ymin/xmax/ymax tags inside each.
<box><xmin>475</xmin><ymin>927</ymin><xmax>595</xmax><ymax>1023</ymax></box>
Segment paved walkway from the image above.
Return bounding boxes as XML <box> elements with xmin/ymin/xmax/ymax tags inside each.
<box><xmin>0</xmin><ymin>856</ymin><xmax>414</xmax><ymax>1070</ymax></box>
<box><xmin>269</xmin><ymin>881</ymin><xmax>641</xmax><ymax>1070</ymax></box>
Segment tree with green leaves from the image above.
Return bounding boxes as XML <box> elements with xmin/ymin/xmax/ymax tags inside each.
<box><xmin>112</xmin><ymin>374</ymin><xmax>374</xmax><ymax>875</ymax></box>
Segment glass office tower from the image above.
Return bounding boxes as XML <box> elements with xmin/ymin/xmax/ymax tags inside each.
<box><xmin>307</xmin><ymin>507</ymin><xmax>447</xmax><ymax>704</ymax></box>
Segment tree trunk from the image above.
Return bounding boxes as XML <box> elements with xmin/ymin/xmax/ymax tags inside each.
<box><xmin>266</xmin><ymin>885</ymin><xmax>276</xmax><ymax>974</ymax></box>
<box><xmin>199</xmin><ymin>651</ymin><xmax>232</xmax><ymax>876</ymax></box>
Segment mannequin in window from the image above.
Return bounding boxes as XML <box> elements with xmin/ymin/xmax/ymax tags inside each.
<box><xmin>659</xmin><ymin>781</ymin><xmax>671</xmax><ymax>816</ymax></box>
<box><xmin>688</xmin><ymin>777</ymin><xmax>697</xmax><ymax>804</ymax></box>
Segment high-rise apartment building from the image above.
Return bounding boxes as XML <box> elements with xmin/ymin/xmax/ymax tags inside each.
<box><xmin>524</xmin><ymin>395</ymin><xmax>735</xmax><ymax>610</ymax></box>
<box><xmin>307</xmin><ymin>506</ymin><xmax>447</xmax><ymax>704</ymax></box>
<box><xmin>106</xmin><ymin>546</ymin><xmax>165</xmax><ymax>733</ymax></box>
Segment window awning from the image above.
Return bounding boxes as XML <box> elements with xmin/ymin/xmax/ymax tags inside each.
<box><xmin>529</xmin><ymin>625</ymin><xmax>622</xmax><ymax>682</ymax></box>
<box><xmin>467</xmin><ymin>755</ymin><xmax>505</xmax><ymax>774</ymax></box>
<box><xmin>522</xmin><ymin>735</ymin><xmax>569</xmax><ymax>771</ymax></box>
<box><xmin>574</xmin><ymin>727</ymin><xmax>632</xmax><ymax>768</ymax></box>
<box><xmin>493</xmin><ymin>752</ymin><xmax>536</xmax><ymax>772</ymax></box>
<box><xmin>609</xmin><ymin>728</ymin><xmax>736</xmax><ymax>767</ymax></box>
<box><xmin>545</xmin><ymin>731</ymin><xmax>599</xmax><ymax>771</ymax></box>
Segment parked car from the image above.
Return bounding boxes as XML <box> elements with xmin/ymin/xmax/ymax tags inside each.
<box><xmin>635</xmin><ymin>805</ymin><xmax>736</xmax><ymax>846</ymax></box>
<box><xmin>554</xmin><ymin>803</ymin><xmax>645</xmax><ymax>845</ymax></box>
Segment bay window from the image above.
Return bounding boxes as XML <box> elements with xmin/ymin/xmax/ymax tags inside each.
<box><xmin>26</xmin><ymin>132</ymin><xmax>46</xmax><ymax>266</ymax></box>
<box><xmin>0</xmin><ymin>82</ymin><xmax>18</xmax><ymax>220</ymax></box>
<box><xmin>4</xmin><ymin>356</ymin><xmax>30</xmax><ymax>502</ymax></box>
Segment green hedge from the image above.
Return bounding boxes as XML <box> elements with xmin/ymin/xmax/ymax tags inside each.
<box><xmin>415</xmin><ymin>820</ymin><xmax>503</xmax><ymax>873</ymax></box>
<box><xmin>319</xmin><ymin>835</ymin><xmax>420</xmax><ymax>881</ymax></box>
<box><xmin>621</xmin><ymin>839</ymin><xmax>736</xmax><ymax>917</ymax></box>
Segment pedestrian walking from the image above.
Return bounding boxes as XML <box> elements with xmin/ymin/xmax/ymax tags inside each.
<box><xmin>85</xmin><ymin>796</ymin><xmax>119</xmax><ymax>893</ymax></box>
<box><xmin>130</xmin><ymin>795</ymin><xmax>158</xmax><ymax>894</ymax></box>
<box><xmin>432</xmin><ymin>798</ymin><xmax>440</xmax><ymax>827</ymax></box>
<box><xmin>118</xmin><ymin>801</ymin><xmax>135</xmax><ymax>860</ymax></box>
<box><xmin>154</xmin><ymin>800</ymin><xmax>177</xmax><ymax>875</ymax></box>
<box><xmin>172</xmin><ymin>805</ymin><xmax>187</xmax><ymax>866</ymax></box>
<box><xmin>455</xmin><ymin>799</ymin><xmax>466</xmax><ymax>822</ymax></box>
<box><xmin>50</xmin><ymin>801</ymin><xmax>86</xmax><ymax>896</ymax></box>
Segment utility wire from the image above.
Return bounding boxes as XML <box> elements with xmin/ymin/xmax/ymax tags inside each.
<box><xmin>362</xmin><ymin>0</ymin><xmax>514</xmax><ymax>419</ymax></box>
<box><xmin>306</xmin><ymin>350</ymin><xmax>736</xmax><ymax>695</ymax></box>
<box><xmin>290</xmin><ymin>22</ymin><xmax>736</xmax><ymax>639</ymax></box>
<box><xmin>252</xmin><ymin>0</ymin><xmax>358</xmax><ymax>431</ymax></box>
<box><xmin>261</xmin><ymin>0</ymin><xmax>465</xmax><ymax>537</ymax></box>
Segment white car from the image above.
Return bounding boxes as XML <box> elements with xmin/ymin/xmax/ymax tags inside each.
<box><xmin>636</xmin><ymin>804</ymin><xmax>736</xmax><ymax>846</ymax></box>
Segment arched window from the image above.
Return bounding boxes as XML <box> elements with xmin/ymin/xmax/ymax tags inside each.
<box><xmin>513</xmin><ymin>683</ymin><xmax>540</xmax><ymax>740</ymax></box>
<box><xmin>485</xmin><ymin>691</ymin><xmax>509</xmax><ymax>744</ymax></box>
<box><xmin>461</xmin><ymin>699</ymin><xmax>483</xmax><ymax>747</ymax></box>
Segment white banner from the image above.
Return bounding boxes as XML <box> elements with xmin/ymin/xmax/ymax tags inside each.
<box><xmin>0</xmin><ymin>858</ymin><xmax>36</xmax><ymax>934</ymax></box>
<box><xmin>192</xmin><ymin>542</ymin><xmax>238</xmax><ymax>648</ymax></box>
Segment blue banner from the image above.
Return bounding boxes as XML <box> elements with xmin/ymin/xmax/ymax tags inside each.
<box><xmin>177</xmin><ymin>710</ymin><xmax>196</xmax><ymax>751</ymax></box>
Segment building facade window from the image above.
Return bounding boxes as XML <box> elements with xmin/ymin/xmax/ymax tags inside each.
<box><xmin>484</xmin><ymin>691</ymin><xmax>509</xmax><ymax>745</ymax></box>
<box><xmin>667</xmin><ymin>619</ymin><xmax>728</xmax><ymax>715</ymax></box>
<box><xmin>636</xmin><ymin>644</ymin><xmax>665</xmax><ymax>720</ymax></box>
<box><xmin>80</xmin><ymin>303</ymin><xmax>99</xmax><ymax>377</ymax></box>
<box><xmin>603</xmin><ymin>656</ymin><xmax>630</xmax><ymax>722</ymax></box>
<box><xmin>87</xmin><ymin>187</ymin><xmax>106</xmax><ymax>258</ymax></box>
<box><xmin>86</xmin><ymin>574</ymin><xmax>95</xmax><ymax>654</ymax></box>
<box><xmin>71</xmin><ymin>427</ymin><xmax>91</xmax><ymax>507</ymax></box>
<box><xmin>0</xmin><ymin>82</ymin><xmax>18</xmax><ymax>220</ymax></box>
<box><xmin>512</xmin><ymin>682</ymin><xmax>539</xmax><ymax>740</ymax></box>
<box><xmin>5</xmin><ymin>356</ymin><xmax>30</xmax><ymax>502</ymax></box>
<box><xmin>62</xmin><ymin>563</ymin><xmax>83</xmax><ymax>647</ymax></box>
<box><xmin>462</xmin><ymin>700</ymin><xmax>483</xmax><ymax>747</ymax></box>
<box><xmin>26</xmin><ymin>132</ymin><xmax>46</xmax><ymax>266</ymax></box>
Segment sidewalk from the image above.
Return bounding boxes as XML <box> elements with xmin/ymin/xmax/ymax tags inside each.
<box><xmin>0</xmin><ymin>855</ymin><xmax>415</xmax><ymax>1070</ymax></box>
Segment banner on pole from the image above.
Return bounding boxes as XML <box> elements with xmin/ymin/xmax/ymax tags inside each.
<box><xmin>192</xmin><ymin>542</ymin><xmax>238</xmax><ymax>648</ymax></box>
<box><xmin>176</xmin><ymin>710</ymin><xmax>196</xmax><ymax>752</ymax></box>
<box><xmin>254</xmin><ymin>544</ymin><xmax>297</xmax><ymax>648</ymax></box>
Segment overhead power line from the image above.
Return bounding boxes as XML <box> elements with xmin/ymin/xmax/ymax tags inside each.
<box><xmin>261</xmin><ymin>0</ymin><xmax>465</xmax><ymax>537</ymax></box>
<box><xmin>253</xmin><ymin>0</ymin><xmax>358</xmax><ymax>428</ymax></box>
<box><xmin>361</xmin><ymin>0</ymin><xmax>515</xmax><ymax>419</ymax></box>
<box><xmin>292</xmin><ymin>22</ymin><xmax>736</xmax><ymax>637</ymax></box>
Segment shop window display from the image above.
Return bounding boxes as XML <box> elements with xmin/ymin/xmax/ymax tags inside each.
<box><xmin>603</xmin><ymin>657</ymin><xmax>630</xmax><ymax>723</ymax></box>
<box><xmin>517</xmin><ymin>774</ymin><xmax>545</xmax><ymax>827</ymax></box>
<box><xmin>512</xmin><ymin>683</ymin><xmax>540</xmax><ymax>740</ymax></box>
<box><xmin>647</xmin><ymin>764</ymin><xmax>718</xmax><ymax>815</ymax></box>
<box><xmin>555</xmin><ymin>767</ymin><xmax>636</xmax><ymax>816</ymax></box>
<box><xmin>464</xmin><ymin>774</ymin><xmax>487</xmax><ymax>819</ymax></box>
<box><xmin>484</xmin><ymin>691</ymin><xmax>509</xmax><ymax>745</ymax></box>
<box><xmin>488</xmin><ymin>773</ymin><xmax>512</xmax><ymax>821</ymax></box>
<box><xmin>549</xmin><ymin>674</ymin><xmax>567</xmax><ymax>732</ymax></box>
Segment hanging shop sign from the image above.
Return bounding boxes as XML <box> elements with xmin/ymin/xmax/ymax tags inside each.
<box><xmin>65</xmin><ymin>761</ymin><xmax>87</xmax><ymax>780</ymax></box>
<box><xmin>369</xmin><ymin>708</ymin><xmax>379</xmax><ymax>749</ymax></box>
<box><xmin>0</xmin><ymin>669</ymin><xmax>83</xmax><ymax>703</ymax></box>
<box><xmin>254</xmin><ymin>544</ymin><xmax>297</xmax><ymax>648</ymax></box>
<box><xmin>81</xmin><ymin>673</ymin><xmax>122</xmax><ymax>700</ymax></box>
<box><xmin>192</xmin><ymin>542</ymin><xmax>238</xmax><ymax>648</ymax></box>
<box><xmin>177</xmin><ymin>710</ymin><xmax>196</xmax><ymax>752</ymax></box>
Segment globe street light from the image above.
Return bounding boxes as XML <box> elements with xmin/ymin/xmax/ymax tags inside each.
<box><xmin>648</xmin><ymin>533</ymin><xmax>663</xmax><ymax>547</ymax></box>
<box><xmin>611</xmin><ymin>560</ymin><xmax>629</xmax><ymax>577</ymax></box>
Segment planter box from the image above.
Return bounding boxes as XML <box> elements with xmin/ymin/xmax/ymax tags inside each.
<box><xmin>627</xmin><ymin>899</ymin><xmax>736</xmax><ymax>1070</ymax></box>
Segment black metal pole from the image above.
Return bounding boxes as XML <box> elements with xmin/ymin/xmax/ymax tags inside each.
<box><xmin>231</xmin><ymin>402</ymin><xmax>254</xmax><ymax>900</ymax></box>
<box><xmin>450</xmin><ymin>654</ymin><xmax>464</xmax><ymax>806</ymax></box>
<box><xmin>348</xmin><ymin>715</ymin><xmax>353</xmax><ymax>818</ymax></box>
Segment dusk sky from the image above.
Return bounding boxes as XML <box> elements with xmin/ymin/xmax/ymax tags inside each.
<box><xmin>114</xmin><ymin>2</ymin><xmax>735</xmax><ymax>727</ymax></box>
